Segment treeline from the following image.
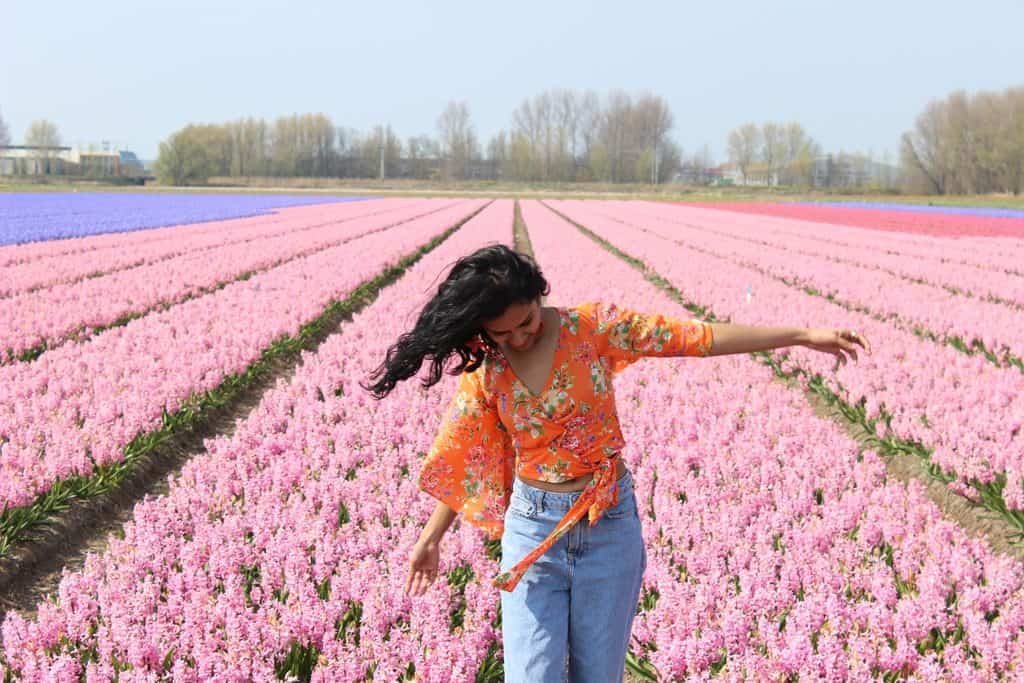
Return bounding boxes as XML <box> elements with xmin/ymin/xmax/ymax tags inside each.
<box><xmin>901</xmin><ymin>85</ymin><xmax>1024</xmax><ymax>195</ymax></box>
<box><xmin>154</xmin><ymin>90</ymin><xmax>686</xmax><ymax>185</ymax></box>
<box><xmin>487</xmin><ymin>90</ymin><xmax>680</xmax><ymax>183</ymax></box>
<box><xmin>154</xmin><ymin>114</ymin><xmax>411</xmax><ymax>185</ymax></box>
<box><xmin>151</xmin><ymin>84</ymin><xmax>1024</xmax><ymax>193</ymax></box>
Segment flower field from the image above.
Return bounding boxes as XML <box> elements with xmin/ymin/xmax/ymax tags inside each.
<box><xmin>0</xmin><ymin>193</ymin><xmax>367</xmax><ymax>247</ymax></box>
<box><xmin>682</xmin><ymin>202</ymin><xmax>1024</xmax><ymax>239</ymax></box>
<box><xmin>0</xmin><ymin>199</ymin><xmax>461</xmax><ymax>363</ymax></box>
<box><xmin>2</xmin><ymin>195</ymin><xmax>1023</xmax><ymax>681</ymax></box>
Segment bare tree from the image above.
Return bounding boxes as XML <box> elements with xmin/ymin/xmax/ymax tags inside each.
<box><xmin>24</xmin><ymin>119</ymin><xmax>62</xmax><ymax>174</ymax></box>
<box><xmin>577</xmin><ymin>90</ymin><xmax>602</xmax><ymax>177</ymax></box>
<box><xmin>900</xmin><ymin>86</ymin><xmax>1024</xmax><ymax>195</ymax></box>
<box><xmin>760</xmin><ymin>122</ymin><xmax>786</xmax><ymax>186</ymax></box>
<box><xmin>535</xmin><ymin>92</ymin><xmax>555</xmax><ymax>179</ymax></box>
<box><xmin>25</xmin><ymin>119</ymin><xmax>61</xmax><ymax>148</ymax></box>
<box><xmin>901</xmin><ymin>99</ymin><xmax>952</xmax><ymax>194</ymax></box>
<box><xmin>781</xmin><ymin>122</ymin><xmax>819</xmax><ymax>186</ymax></box>
<box><xmin>487</xmin><ymin>130</ymin><xmax>508</xmax><ymax>164</ymax></box>
<box><xmin>601</xmin><ymin>90</ymin><xmax>632</xmax><ymax>182</ymax></box>
<box><xmin>633</xmin><ymin>93</ymin><xmax>674</xmax><ymax>183</ymax></box>
<box><xmin>408</xmin><ymin>133</ymin><xmax>439</xmax><ymax>179</ymax></box>
<box><xmin>727</xmin><ymin>123</ymin><xmax>761</xmax><ymax>184</ymax></box>
<box><xmin>436</xmin><ymin>100</ymin><xmax>475</xmax><ymax>180</ymax></box>
<box><xmin>554</xmin><ymin>89</ymin><xmax>580</xmax><ymax>180</ymax></box>
<box><xmin>1001</xmin><ymin>86</ymin><xmax>1024</xmax><ymax>194</ymax></box>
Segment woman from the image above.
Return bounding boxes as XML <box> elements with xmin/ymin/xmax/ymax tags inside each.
<box><xmin>363</xmin><ymin>244</ymin><xmax>869</xmax><ymax>682</ymax></box>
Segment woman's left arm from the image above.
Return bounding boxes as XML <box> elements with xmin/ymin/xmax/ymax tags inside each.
<box><xmin>707</xmin><ymin>322</ymin><xmax>871</xmax><ymax>365</ymax></box>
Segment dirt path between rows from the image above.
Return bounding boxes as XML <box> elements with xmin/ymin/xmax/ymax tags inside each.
<box><xmin>0</xmin><ymin>336</ymin><xmax>331</xmax><ymax>621</ymax></box>
<box><xmin>794</xmin><ymin>376</ymin><xmax>1024</xmax><ymax>562</ymax></box>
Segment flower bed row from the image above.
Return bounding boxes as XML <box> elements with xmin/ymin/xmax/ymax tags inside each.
<box><xmin>593</xmin><ymin>201</ymin><xmax>1024</xmax><ymax>369</ymax></box>
<box><xmin>1</xmin><ymin>199</ymin><xmax>458</xmax><ymax>364</ymax></box>
<box><xmin>672</xmin><ymin>203</ymin><xmax>1024</xmax><ymax>278</ymax></box>
<box><xmin>626</xmin><ymin>201</ymin><xmax>1024</xmax><ymax>310</ymax></box>
<box><xmin>0</xmin><ymin>192</ymin><xmax>367</xmax><ymax>247</ymax></box>
<box><xmin>803</xmin><ymin>201</ymin><xmax>1024</xmax><ymax>220</ymax></box>
<box><xmin>682</xmin><ymin>202</ymin><xmax>1024</xmax><ymax>239</ymax></box>
<box><xmin>0</xmin><ymin>198</ymin><xmax>407</xmax><ymax>298</ymax></box>
<box><xmin>546</xmin><ymin>200</ymin><xmax>1024</xmax><ymax>526</ymax></box>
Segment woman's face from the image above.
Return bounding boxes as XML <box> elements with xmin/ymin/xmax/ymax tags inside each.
<box><xmin>482</xmin><ymin>300</ymin><xmax>543</xmax><ymax>353</ymax></box>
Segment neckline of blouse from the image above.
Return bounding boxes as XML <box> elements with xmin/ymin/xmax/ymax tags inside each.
<box><xmin>494</xmin><ymin>305</ymin><xmax>566</xmax><ymax>399</ymax></box>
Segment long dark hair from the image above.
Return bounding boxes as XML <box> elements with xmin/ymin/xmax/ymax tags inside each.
<box><xmin>361</xmin><ymin>244</ymin><xmax>549</xmax><ymax>400</ymax></box>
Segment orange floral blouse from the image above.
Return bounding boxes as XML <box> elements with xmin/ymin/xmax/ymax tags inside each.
<box><xmin>418</xmin><ymin>301</ymin><xmax>714</xmax><ymax>592</ymax></box>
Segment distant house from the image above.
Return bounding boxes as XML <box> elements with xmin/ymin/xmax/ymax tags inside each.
<box><xmin>713</xmin><ymin>163</ymin><xmax>778</xmax><ymax>187</ymax></box>
<box><xmin>706</xmin><ymin>155</ymin><xmax>901</xmax><ymax>189</ymax></box>
<box><xmin>674</xmin><ymin>164</ymin><xmax>724</xmax><ymax>186</ymax></box>
<box><xmin>0</xmin><ymin>145</ymin><xmax>71</xmax><ymax>175</ymax></box>
<box><xmin>0</xmin><ymin>145</ymin><xmax>146</xmax><ymax>178</ymax></box>
<box><xmin>810</xmin><ymin>154</ymin><xmax>900</xmax><ymax>189</ymax></box>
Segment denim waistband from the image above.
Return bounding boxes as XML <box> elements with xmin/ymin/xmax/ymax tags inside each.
<box><xmin>511</xmin><ymin>468</ymin><xmax>634</xmax><ymax>511</ymax></box>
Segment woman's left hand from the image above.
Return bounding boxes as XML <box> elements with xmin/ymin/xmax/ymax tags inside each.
<box><xmin>800</xmin><ymin>328</ymin><xmax>871</xmax><ymax>367</ymax></box>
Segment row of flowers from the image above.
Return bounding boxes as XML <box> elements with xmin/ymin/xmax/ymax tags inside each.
<box><xmin>0</xmin><ymin>200</ymin><xmax>485</xmax><ymax>517</ymax></box>
<box><xmin>628</xmin><ymin>201</ymin><xmax>1024</xmax><ymax>312</ymax></box>
<box><xmin>0</xmin><ymin>198</ymin><xmax>407</xmax><ymax>298</ymax></box>
<box><xmin>605</xmin><ymin>202</ymin><xmax>1024</xmax><ymax>367</ymax></box>
<box><xmin>799</xmin><ymin>201</ymin><xmax>1024</xmax><ymax>220</ymax></box>
<box><xmin>1</xmin><ymin>200</ymin><xmax>515</xmax><ymax>681</ymax></box>
<box><xmin>684</xmin><ymin>202</ymin><xmax>1024</xmax><ymax>239</ymax></box>
<box><xmin>523</xmin><ymin>199</ymin><xmax>1024</xmax><ymax>680</ymax></box>
<box><xmin>550</xmin><ymin>200</ymin><xmax>1024</xmax><ymax>516</ymax></box>
<box><xmin>1</xmin><ymin>200</ymin><xmax>457</xmax><ymax>363</ymax></box>
<box><xmin>0</xmin><ymin>192</ymin><xmax>367</xmax><ymax>248</ymax></box>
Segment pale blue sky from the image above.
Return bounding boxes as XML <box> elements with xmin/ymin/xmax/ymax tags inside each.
<box><xmin>3</xmin><ymin>0</ymin><xmax>1022</xmax><ymax>162</ymax></box>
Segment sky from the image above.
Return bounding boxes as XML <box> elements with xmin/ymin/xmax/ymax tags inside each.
<box><xmin>3</xmin><ymin>0</ymin><xmax>1023</xmax><ymax>163</ymax></box>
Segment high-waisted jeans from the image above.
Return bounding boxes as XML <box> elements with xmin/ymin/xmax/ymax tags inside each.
<box><xmin>499</xmin><ymin>469</ymin><xmax>647</xmax><ymax>683</ymax></box>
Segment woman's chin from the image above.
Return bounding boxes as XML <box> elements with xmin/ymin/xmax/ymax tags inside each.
<box><xmin>509</xmin><ymin>338</ymin><xmax>533</xmax><ymax>352</ymax></box>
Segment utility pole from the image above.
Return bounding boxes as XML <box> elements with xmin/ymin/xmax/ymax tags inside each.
<box><xmin>378</xmin><ymin>125</ymin><xmax>385</xmax><ymax>180</ymax></box>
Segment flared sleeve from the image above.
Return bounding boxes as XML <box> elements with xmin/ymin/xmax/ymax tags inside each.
<box><xmin>418</xmin><ymin>365</ymin><xmax>515</xmax><ymax>540</ymax></box>
<box><xmin>577</xmin><ymin>301</ymin><xmax>714</xmax><ymax>373</ymax></box>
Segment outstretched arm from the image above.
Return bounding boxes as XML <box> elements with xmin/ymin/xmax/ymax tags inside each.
<box><xmin>707</xmin><ymin>322</ymin><xmax>870</xmax><ymax>365</ymax></box>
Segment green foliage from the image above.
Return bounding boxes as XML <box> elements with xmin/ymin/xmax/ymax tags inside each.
<box><xmin>335</xmin><ymin>600</ymin><xmax>363</xmax><ymax>645</ymax></box>
<box><xmin>274</xmin><ymin>640</ymin><xmax>320</xmax><ymax>681</ymax></box>
<box><xmin>155</xmin><ymin>124</ymin><xmax>232</xmax><ymax>185</ymax></box>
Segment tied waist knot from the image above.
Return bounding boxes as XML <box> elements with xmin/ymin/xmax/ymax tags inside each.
<box><xmin>491</xmin><ymin>455</ymin><xmax>622</xmax><ymax>593</ymax></box>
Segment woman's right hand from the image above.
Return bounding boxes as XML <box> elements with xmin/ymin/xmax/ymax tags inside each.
<box><xmin>405</xmin><ymin>540</ymin><xmax>441</xmax><ymax>596</ymax></box>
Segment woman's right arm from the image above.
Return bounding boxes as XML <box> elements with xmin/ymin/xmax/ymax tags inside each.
<box><xmin>417</xmin><ymin>366</ymin><xmax>514</xmax><ymax>542</ymax></box>
<box><xmin>418</xmin><ymin>500</ymin><xmax>457</xmax><ymax>546</ymax></box>
<box><xmin>406</xmin><ymin>501</ymin><xmax>457</xmax><ymax>596</ymax></box>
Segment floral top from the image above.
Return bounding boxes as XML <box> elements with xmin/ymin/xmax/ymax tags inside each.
<box><xmin>418</xmin><ymin>301</ymin><xmax>714</xmax><ymax>592</ymax></box>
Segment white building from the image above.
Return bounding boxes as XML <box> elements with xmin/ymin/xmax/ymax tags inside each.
<box><xmin>0</xmin><ymin>146</ymin><xmax>144</xmax><ymax>177</ymax></box>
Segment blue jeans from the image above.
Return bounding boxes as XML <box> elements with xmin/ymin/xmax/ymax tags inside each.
<box><xmin>499</xmin><ymin>469</ymin><xmax>647</xmax><ymax>683</ymax></box>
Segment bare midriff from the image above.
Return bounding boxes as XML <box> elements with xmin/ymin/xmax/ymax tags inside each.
<box><xmin>515</xmin><ymin>458</ymin><xmax>628</xmax><ymax>492</ymax></box>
